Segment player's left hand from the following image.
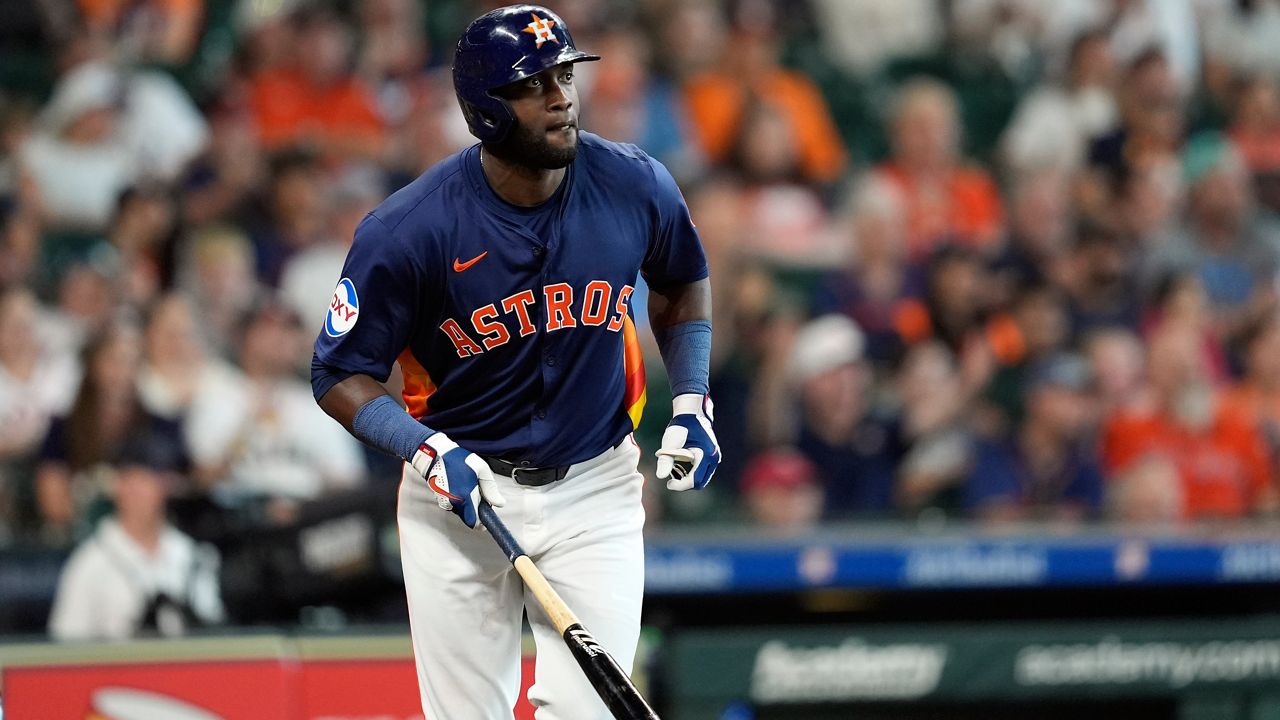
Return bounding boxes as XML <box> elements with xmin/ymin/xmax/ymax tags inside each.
<box><xmin>656</xmin><ymin>393</ymin><xmax>720</xmax><ymax>491</ymax></box>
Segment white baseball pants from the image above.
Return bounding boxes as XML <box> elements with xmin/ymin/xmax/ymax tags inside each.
<box><xmin>398</xmin><ymin>437</ymin><xmax>645</xmax><ymax>719</ymax></box>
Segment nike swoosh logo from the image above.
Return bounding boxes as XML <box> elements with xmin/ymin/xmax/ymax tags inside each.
<box><xmin>453</xmin><ymin>251</ymin><xmax>489</xmax><ymax>273</ymax></box>
<box><xmin>427</xmin><ymin>475</ymin><xmax>462</xmax><ymax>502</ymax></box>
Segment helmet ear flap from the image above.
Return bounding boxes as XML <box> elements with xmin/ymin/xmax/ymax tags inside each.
<box><xmin>456</xmin><ymin>92</ymin><xmax>515</xmax><ymax>144</ymax></box>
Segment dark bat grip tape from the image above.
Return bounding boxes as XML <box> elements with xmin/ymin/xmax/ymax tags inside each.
<box><xmin>479</xmin><ymin>501</ymin><xmax>525</xmax><ymax>562</ymax></box>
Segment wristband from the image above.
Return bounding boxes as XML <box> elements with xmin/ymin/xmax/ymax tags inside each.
<box><xmin>352</xmin><ymin>395</ymin><xmax>434</xmax><ymax>462</ymax></box>
<box><xmin>656</xmin><ymin>319</ymin><xmax>711</xmax><ymax>396</ymax></box>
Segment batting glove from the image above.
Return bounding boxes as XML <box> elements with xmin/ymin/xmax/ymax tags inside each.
<box><xmin>655</xmin><ymin>393</ymin><xmax>721</xmax><ymax>491</ymax></box>
<box><xmin>411</xmin><ymin>432</ymin><xmax>505</xmax><ymax>528</ymax></box>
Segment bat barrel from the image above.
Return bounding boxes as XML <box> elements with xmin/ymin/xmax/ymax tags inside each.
<box><xmin>562</xmin><ymin>622</ymin><xmax>661</xmax><ymax>720</ymax></box>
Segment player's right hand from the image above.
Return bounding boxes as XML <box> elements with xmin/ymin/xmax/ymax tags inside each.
<box><xmin>411</xmin><ymin>432</ymin><xmax>505</xmax><ymax>529</ymax></box>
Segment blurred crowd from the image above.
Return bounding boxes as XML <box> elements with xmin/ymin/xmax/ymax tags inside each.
<box><xmin>3</xmin><ymin>0</ymin><xmax>1280</xmax><ymax>634</ymax></box>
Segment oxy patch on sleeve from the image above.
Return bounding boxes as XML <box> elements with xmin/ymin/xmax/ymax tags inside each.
<box><xmin>325</xmin><ymin>278</ymin><xmax>361</xmax><ymax>337</ymax></box>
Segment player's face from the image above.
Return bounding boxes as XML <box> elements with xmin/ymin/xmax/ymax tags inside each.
<box><xmin>489</xmin><ymin>63</ymin><xmax>581</xmax><ymax>169</ymax></box>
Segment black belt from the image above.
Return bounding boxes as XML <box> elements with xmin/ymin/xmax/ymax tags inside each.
<box><xmin>482</xmin><ymin>456</ymin><xmax>571</xmax><ymax>486</ymax></box>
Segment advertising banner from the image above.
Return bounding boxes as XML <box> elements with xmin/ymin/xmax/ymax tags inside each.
<box><xmin>4</xmin><ymin>660</ymin><xmax>294</xmax><ymax>719</ymax></box>
<box><xmin>1</xmin><ymin>637</ymin><xmax>539</xmax><ymax>720</ymax></box>
<box><xmin>297</xmin><ymin>657</ymin><xmax>537</xmax><ymax>720</ymax></box>
<box><xmin>665</xmin><ymin>618</ymin><xmax>1280</xmax><ymax>720</ymax></box>
<box><xmin>643</xmin><ymin>534</ymin><xmax>1280</xmax><ymax>593</ymax></box>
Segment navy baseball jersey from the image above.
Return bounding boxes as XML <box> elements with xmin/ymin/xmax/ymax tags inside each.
<box><xmin>314</xmin><ymin>132</ymin><xmax>708</xmax><ymax>467</ymax></box>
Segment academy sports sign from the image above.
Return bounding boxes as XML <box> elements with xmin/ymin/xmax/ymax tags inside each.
<box><xmin>663</xmin><ymin>619</ymin><xmax>1280</xmax><ymax>720</ymax></box>
<box><xmin>751</xmin><ymin>638</ymin><xmax>947</xmax><ymax>702</ymax></box>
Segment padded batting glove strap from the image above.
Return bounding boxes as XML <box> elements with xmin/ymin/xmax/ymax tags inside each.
<box><xmin>655</xmin><ymin>393</ymin><xmax>721</xmax><ymax>491</ymax></box>
<box><xmin>411</xmin><ymin>432</ymin><xmax>506</xmax><ymax>528</ymax></box>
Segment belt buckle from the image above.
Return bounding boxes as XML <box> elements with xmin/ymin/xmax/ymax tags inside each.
<box><xmin>511</xmin><ymin>464</ymin><xmax>538</xmax><ymax>486</ymax></box>
<box><xmin>511</xmin><ymin>464</ymin><xmax>558</xmax><ymax>487</ymax></box>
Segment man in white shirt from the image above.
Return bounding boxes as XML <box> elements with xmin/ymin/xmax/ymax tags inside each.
<box><xmin>185</xmin><ymin>300</ymin><xmax>366</xmax><ymax>501</ymax></box>
<box><xmin>20</xmin><ymin>60</ymin><xmax>208</xmax><ymax>231</ymax></box>
<box><xmin>48</xmin><ymin>434</ymin><xmax>224</xmax><ymax>641</ymax></box>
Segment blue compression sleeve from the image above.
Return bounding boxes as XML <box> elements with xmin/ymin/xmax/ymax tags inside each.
<box><xmin>656</xmin><ymin>319</ymin><xmax>712</xmax><ymax>396</ymax></box>
<box><xmin>352</xmin><ymin>395</ymin><xmax>434</xmax><ymax>462</ymax></box>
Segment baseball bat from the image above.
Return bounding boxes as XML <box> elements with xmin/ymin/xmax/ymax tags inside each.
<box><xmin>478</xmin><ymin>501</ymin><xmax>660</xmax><ymax>720</ymax></box>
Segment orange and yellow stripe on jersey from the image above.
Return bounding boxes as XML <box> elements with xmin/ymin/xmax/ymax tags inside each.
<box><xmin>622</xmin><ymin>314</ymin><xmax>646</xmax><ymax>429</ymax></box>
<box><xmin>398</xmin><ymin>348</ymin><xmax>437</xmax><ymax>420</ymax></box>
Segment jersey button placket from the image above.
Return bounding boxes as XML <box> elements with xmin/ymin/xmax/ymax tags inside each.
<box><xmin>530</xmin><ymin>234</ymin><xmax>556</xmax><ymax>442</ymax></box>
<box><xmin>536</xmin><ymin>347</ymin><xmax>557</xmax><ymax>422</ymax></box>
<box><xmin>532</xmin><ymin>350</ymin><xmax>555</xmax><ymax>423</ymax></box>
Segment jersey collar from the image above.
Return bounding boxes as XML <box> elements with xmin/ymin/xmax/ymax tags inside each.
<box><xmin>463</xmin><ymin>144</ymin><xmax>574</xmax><ymax>221</ymax></box>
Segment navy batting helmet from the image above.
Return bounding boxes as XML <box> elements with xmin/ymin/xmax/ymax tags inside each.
<box><xmin>453</xmin><ymin>4</ymin><xmax>600</xmax><ymax>143</ymax></box>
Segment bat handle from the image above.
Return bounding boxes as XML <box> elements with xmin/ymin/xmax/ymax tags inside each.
<box><xmin>479</xmin><ymin>500</ymin><xmax>525</xmax><ymax>562</ymax></box>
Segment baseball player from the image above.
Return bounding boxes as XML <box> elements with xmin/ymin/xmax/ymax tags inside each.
<box><xmin>311</xmin><ymin>5</ymin><xmax>719</xmax><ymax>719</ymax></box>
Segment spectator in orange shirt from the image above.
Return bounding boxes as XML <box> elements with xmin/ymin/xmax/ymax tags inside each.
<box><xmin>873</xmin><ymin>78</ymin><xmax>1004</xmax><ymax>261</ymax></box>
<box><xmin>682</xmin><ymin>0</ymin><xmax>848</xmax><ymax>185</ymax></box>
<box><xmin>1101</xmin><ymin>324</ymin><xmax>1274</xmax><ymax>520</ymax></box>
<box><xmin>247</xmin><ymin>6</ymin><xmax>385</xmax><ymax>163</ymax></box>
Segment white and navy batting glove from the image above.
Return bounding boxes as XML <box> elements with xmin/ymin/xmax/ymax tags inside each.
<box><xmin>655</xmin><ymin>393</ymin><xmax>721</xmax><ymax>491</ymax></box>
<box><xmin>411</xmin><ymin>432</ymin><xmax>505</xmax><ymax>529</ymax></box>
